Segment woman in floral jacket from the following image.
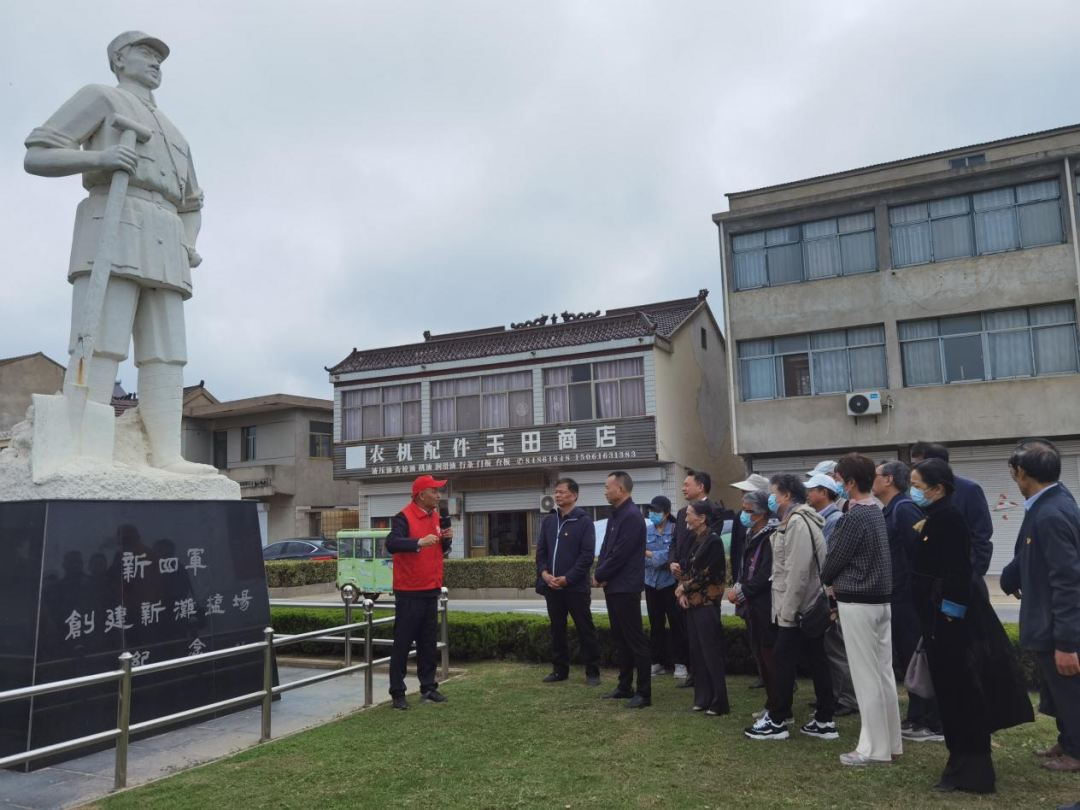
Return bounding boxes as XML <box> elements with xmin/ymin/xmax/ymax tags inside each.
<box><xmin>676</xmin><ymin>500</ymin><xmax>730</xmax><ymax>716</ymax></box>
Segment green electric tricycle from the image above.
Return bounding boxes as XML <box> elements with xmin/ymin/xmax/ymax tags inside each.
<box><xmin>335</xmin><ymin>529</ymin><xmax>393</xmax><ymax>604</ymax></box>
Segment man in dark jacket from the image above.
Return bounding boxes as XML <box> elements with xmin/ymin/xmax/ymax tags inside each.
<box><xmin>874</xmin><ymin>459</ymin><xmax>941</xmax><ymax>740</ymax></box>
<box><xmin>385</xmin><ymin>474</ymin><xmax>453</xmax><ymax>710</ymax></box>
<box><xmin>536</xmin><ymin>477</ymin><xmax>601</xmax><ymax>686</ymax></box>
<box><xmin>594</xmin><ymin>470</ymin><xmax>650</xmax><ymax>708</ymax></box>
<box><xmin>911</xmin><ymin>442</ymin><xmax>994</xmax><ymax>597</ymax></box>
<box><xmin>1001</xmin><ymin>439</ymin><xmax>1080</xmax><ymax>773</ymax></box>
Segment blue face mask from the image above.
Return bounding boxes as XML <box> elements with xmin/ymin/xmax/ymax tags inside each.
<box><xmin>767</xmin><ymin>494</ymin><xmax>780</xmax><ymax>514</ymax></box>
<box><xmin>840</xmin><ymin>486</ymin><xmax>852</xmax><ymax>500</ymax></box>
<box><xmin>739</xmin><ymin>512</ymin><xmax>753</xmax><ymax>529</ymax></box>
<box><xmin>909</xmin><ymin>486</ymin><xmax>930</xmax><ymax>507</ymax></box>
<box><xmin>648</xmin><ymin>511</ymin><xmax>664</xmax><ymax>525</ymax></box>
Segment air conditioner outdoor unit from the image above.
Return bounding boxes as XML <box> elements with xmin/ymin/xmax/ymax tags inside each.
<box><xmin>539</xmin><ymin>495</ymin><xmax>556</xmax><ymax>513</ymax></box>
<box><xmin>446</xmin><ymin>497</ymin><xmax>462</xmax><ymax>516</ymax></box>
<box><xmin>846</xmin><ymin>391</ymin><xmax>883</xmax><ymax>416</ymax></box>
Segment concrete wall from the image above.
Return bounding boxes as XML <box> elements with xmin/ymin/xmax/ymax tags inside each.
<box><xmin>720</xmin><ymin>157</ymin><xmax>1080</xmax><ymax>457</ymax></box>
<box><xmin>654</xmin><ymin>309</ymin><xmax>746</xmax><ymax>497</ymax></box>
<box><xmin>0</xmin><ymin>355</ymin><xmax>64</xmax><ymax>434</ymax></box>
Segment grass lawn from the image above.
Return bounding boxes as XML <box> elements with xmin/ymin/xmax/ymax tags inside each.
<box><xmin>90</xmin><ymin>663</ymin><xmax>1077</xmax><ymax>810</ymax></box>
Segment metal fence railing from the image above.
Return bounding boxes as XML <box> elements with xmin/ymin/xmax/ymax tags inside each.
<box><xmin>0</xmin><ymin>588</ymin><xmax>450</xmax><ymax>791</ymax></box>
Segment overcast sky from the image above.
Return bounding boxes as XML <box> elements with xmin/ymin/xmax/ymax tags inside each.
<box><xmin>3</xmin><ymin>0</ymin><xmax>1078</xmax><ymax>402</ymax></box>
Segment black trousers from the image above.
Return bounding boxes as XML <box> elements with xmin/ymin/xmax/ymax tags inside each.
<box><xmin>770</xmin><ymin>625</ymin><xmax>834</xmax><ymax>723</ymax></box>
<box><xmin>687</xmin><ymin>604</ymin><xmax>729</xmax><ymax>714</ymax></box>
<box><xmin>1037</xmin><ymin>651</ymin><xmax>1080</xmax><ymax>759</ymax></box>
<box><xmin>605</xmin><ymin>592</ymin><xmax>651</xmax><ymax>698</ymax></box>
<box><xmin>544</xmin><ymin>589</ymin><xmax>600</xmax><ymax>677</ymax></box>
<box><xmin>644</xmin><ymin>583</ymin><xmax>686</xmax><ymax>668</ymax></box>
<box><xmin>389</xmin><ymin>594</ymin><xmax>439</xmax><ymax>697</ymax></box>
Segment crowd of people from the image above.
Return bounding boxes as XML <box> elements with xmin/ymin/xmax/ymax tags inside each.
<box><xmin>527</xmin><ymin>440</ymin><xmax>1080</xmax><ymax>798</ymax></box>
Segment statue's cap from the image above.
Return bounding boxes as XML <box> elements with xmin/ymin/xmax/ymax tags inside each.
<box><xmin>107</xmin><ymin>31</ymin><xmax>170</xmax><ymax>65</ymax></box>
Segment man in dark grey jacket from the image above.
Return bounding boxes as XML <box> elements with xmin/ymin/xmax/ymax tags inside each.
<box><xmin>535</xmin><ymin>477</ymin><xmax>601</xmax><ymax>686</ymax></box>
<box><xmin>1001</xmin><ymin>439</ymin><xmax>1080</xmax><ymax>773</ymax></box>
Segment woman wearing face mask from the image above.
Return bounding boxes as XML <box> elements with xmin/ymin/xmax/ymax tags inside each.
<box><xmin>745</xmin><ymin>474</ymin><xmax>836</xmax><ymax>742</ymax></box>
<box><xmin>675</xmin><ymin>500</ymin><xmax>730</xmax><ymax>716</ymax></box>
<box><xmin>644</xmin><ymin>495</ymin><xmax>684</xmax><ymax>677</ymax></box>
<box><xmin>909</xmin><ymin>459</ymin><xmax>1033</xmax><ymax>794</ymax></box>
<box><xmin>727</xmin><ymin>489</ymin><xmax>778</xmax><ymax>720</ymax></box>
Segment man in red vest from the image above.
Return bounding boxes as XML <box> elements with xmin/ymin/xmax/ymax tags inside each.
<box><xmin>386</xmin><ymin>474</ymin><xmax>453</xmax><ymax>710</ymax></box>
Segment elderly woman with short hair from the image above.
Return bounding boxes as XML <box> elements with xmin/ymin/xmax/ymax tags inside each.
<box><xmin>675</xmin><ymin>500</ymin><xmax>730</xmax><ymax>716</ymax></box>
<box><xmin>727</xmin><ymin>489</ymin><xmax>778</xmax><ymax>719</ymax></box>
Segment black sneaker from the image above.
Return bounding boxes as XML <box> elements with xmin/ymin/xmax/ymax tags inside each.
<box><xmin>800</xmin><ymin>719</ymin><xmax>839</xmax><ymax>740</ymax></box>
<box><xmin>834</xmin><ymin>705</ymin><xmax>859</xmax><ymax>718</ymax></box>
<box><xmin>600</xmin><ymin>689</ymin><xmax>634</xmax><ymax>699</ymax></box>
<box><xmin>744</xmin><ymin>712</ymin><xmax>790</xmax><ymax>740</ymax></box>
<box><xmin>420</xmin><ymin>690</ymin><xmax>447</xmax><ymax>704</ymax></box>
<box><xmin>392</xmin><ymin>695</ymin><xmax>408</xmax><ymax>711</ymax></box>
<box><xmin>624</xmin><ymin>695</ymin><xmax>651</xmax><ymax>709</ymax></box>
<box><xmin>542</xmin><ymin>673</ymin><xmax>568</xmax><ymax>683</ymax></box>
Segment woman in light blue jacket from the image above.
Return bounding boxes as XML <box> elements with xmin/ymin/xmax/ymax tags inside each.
<box><xmin>644</xmin><ymin>495</ymin><xmax>684</xmax><ymax>676</ymax></box>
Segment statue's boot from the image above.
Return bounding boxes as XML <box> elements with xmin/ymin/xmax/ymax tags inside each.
<box><xmin>139</xmin><ymin>361</ymin><xmax>216</xmax><ymax>475</ymax></box>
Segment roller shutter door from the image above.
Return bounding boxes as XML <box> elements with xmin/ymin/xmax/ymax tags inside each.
<box><xmin>752</xmin><ymin>450</ymin><xmax>898</xmax><ymax>477</ymax></box>
<box><xmin>559</xmin><ymin>467</ymin><xmax>667</xmax><ymax>508</ymax></box>
<box><xmin>951</xmin><ymin>446</ymin><xmax>1080</xmax><ymax>575</ymax></box>
<box><xmin>368</xmin><ymin>493</ymin><xmax>411</xmax><ymax>519</ymax></box>
<box><xmin>466</xmin><ymin>490</ymin><xmax>543</xmax><ymax>512</ymax></box>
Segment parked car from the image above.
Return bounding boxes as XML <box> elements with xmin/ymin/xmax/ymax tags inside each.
<box><xmin>262</xmin><ymin>538</ymin><xmax>338</xmax><ymax>562</ymax></box>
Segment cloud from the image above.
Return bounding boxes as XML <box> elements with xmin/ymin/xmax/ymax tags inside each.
<box><xmin>2</xmin><ymin>0</ymin><xmax>1078</xmax><ymax>401</ymax></box>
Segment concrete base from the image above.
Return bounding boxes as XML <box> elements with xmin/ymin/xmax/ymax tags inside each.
<box><xmin>0</xmin><ymin>405</ymin><xmax>239</xmax><ymax>501</ymax></box>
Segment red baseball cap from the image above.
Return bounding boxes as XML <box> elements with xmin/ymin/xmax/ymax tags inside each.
<box><xmin>412</xmin><ymin>474</ymin><xmax>447</xmax><ymax>496</ymax></box>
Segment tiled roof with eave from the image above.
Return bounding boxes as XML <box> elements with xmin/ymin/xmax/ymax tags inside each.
<box><xmin>328</xmin><ymin>292</ymin><xmax>708</xmax><ymax>375</ymax></box>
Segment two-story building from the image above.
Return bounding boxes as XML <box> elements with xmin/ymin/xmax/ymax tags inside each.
<box><xmin>181</xmin><ymin>390</ymin><xmax>360</xmax><ymax>545</ymax></box>
<box><xmin>714</xmin><ymin>125</ymin><xmax>1080</xmax><ymax>575</ymax></box>
<box><xmin>327</xmin><ymin>291</ymin><xmax>744</xmax><ymax>558</ymax></box>
<box><xmin>0</xmin><ymin>353</ymin><xmax>65</xmax><ymax>451</ymax></box>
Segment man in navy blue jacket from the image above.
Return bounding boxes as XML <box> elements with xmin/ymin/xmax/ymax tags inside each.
<box><xmin>912</xmin><ymin>442</ymin><xmax>994</xmax><ymax>597</ymax></box>
<box><xmin>594</xmin><ymin>470</ymin><xmax>651</xmax><ymax>708</ymax></box>
<box><xmin>1001</xmin><ymin>439</ymin><xmax>1080</xmax><ymax>773</ymax></box>
<box><xmin>535</xmin><ymin>477</ymin><xmax>601</xmax><ymax>686</ymax></box>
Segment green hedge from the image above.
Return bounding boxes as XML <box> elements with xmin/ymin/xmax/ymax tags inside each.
<box><xmin>443</xmin><ymin>557</ymin><xmax>541</xmax><ymax>590</ymax></box>
<box><xmin>265</xmin><ymin>560</ymin><xmax>337</xmax><ymax>588</ymax></box>
<box><xmin>265</xmin><ymin>556</ymin><xmax>543</xmax><ymax>590</ymax></box>
<box><xmin>268</xmin><ymin>607</ymin><xmax>1039</xmax><ymax>689</ymax></box>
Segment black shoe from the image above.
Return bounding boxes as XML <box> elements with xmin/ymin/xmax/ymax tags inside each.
<box><xmin>932</xmin><ymin>782</ymin><xmax>957</xmax><ymax>794</ymax></box>
<box><xmin>624</xmin><ymin>695</ymin><xmax>651</xmax><ymax>709</ymax></box>
<box><xmin>676</xmin><ymin>679</ymin><xmax>695</xmax><ymax>689</ymax></box>
<box><xmin>542</xmin><ymin>673</ymin><xmax>568</xmax><ymax>683</ymax></box>
<box><xmin>586</xmin><ymin>674</ymin><xmax>601</xmax><ymax>687</ymax></box>
<box><xmin>749</xmin><ymin>676</ymin><xmax>765</xmax><ymax>689</ymax></box>
<box><xmin>392</xmin><ymin>696</ymin><xmax>408</xmax><ymax>711</ymax></box>
<box><xmin>601</xmin><ymin>689</ymin><xmax>634</xmax><ymax>699</ymax></box>
<box><xmin>420</xmin><ymin>690</ymin><xmax>447</xmax><ymax>704</ymax></box>
<box><xmin>834</xmin><ymin>705</ymin><xmax>859</xmax><ymax>717</ymax></box>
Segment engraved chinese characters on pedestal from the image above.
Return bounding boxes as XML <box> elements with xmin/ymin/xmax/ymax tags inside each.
<box><xmin>0</xmin><ymin>500</ymin><xmax>275</xmax><ymax>768</ymax></box>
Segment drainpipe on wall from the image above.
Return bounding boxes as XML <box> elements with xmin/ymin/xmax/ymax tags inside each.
<box><xmin>717</xmin><ymin>220</ymin><xmax>739</xmax><ymax>457</ymax></box>
<box><xmin>1064</xmin><ymin>158</ymin><xmax>1080</xmax><ymax>313</ymax></box>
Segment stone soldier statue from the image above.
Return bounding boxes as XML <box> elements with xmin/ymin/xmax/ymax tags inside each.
<box><xmin>24</xmin><ymin>31</ymin><xmax>212</xmax><ymax>475</ymax></box>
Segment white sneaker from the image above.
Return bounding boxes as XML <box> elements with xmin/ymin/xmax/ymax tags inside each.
<box><xmin>673</xmin><ymin>664</ymin><xmax>688</xmax><ymax>680</ymax></box>
<box><xmin>650</xmin><ymin>664</ymin><xmax>668</xmax><ymax>676</ymax></box>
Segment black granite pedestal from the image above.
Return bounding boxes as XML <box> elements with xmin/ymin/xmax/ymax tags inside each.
<box><xmin>0</xmin><ymin>500</ymin><xmax>277</xmax><ymax>770</ymax></box>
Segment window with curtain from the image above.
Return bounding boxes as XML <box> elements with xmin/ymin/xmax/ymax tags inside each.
<box><xmin>431</xmin><ymin>372</ymin><xmax>533</xmax><ymax>433</ymax></box>
<box><xmin>889</xmin><ymin>179</ymin><xmax>1064</xmax><ymax>268</ymax></box>
<box><xmin>737</xmin><ymin>326</ymin><xmax>887</xmax><ymax>401</ymax></box>
<box><xmin>732</xmin><ymin>212</ymin><xmax>877</xmax><ymax>290</ymax></box>
<box><xmin>898</xmin><ymin>302</ymin><xmax>1079</xmax><ymax>386</ymax></box>
<box><xmin>340</xmin><ymin>384</ymin><xmax>421</xmax><ymax>441</ymax></box>
<box><xmin>543</xmin><ymin>358</ymin><xmax>646</xmax><ymax>423</ymax></box>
